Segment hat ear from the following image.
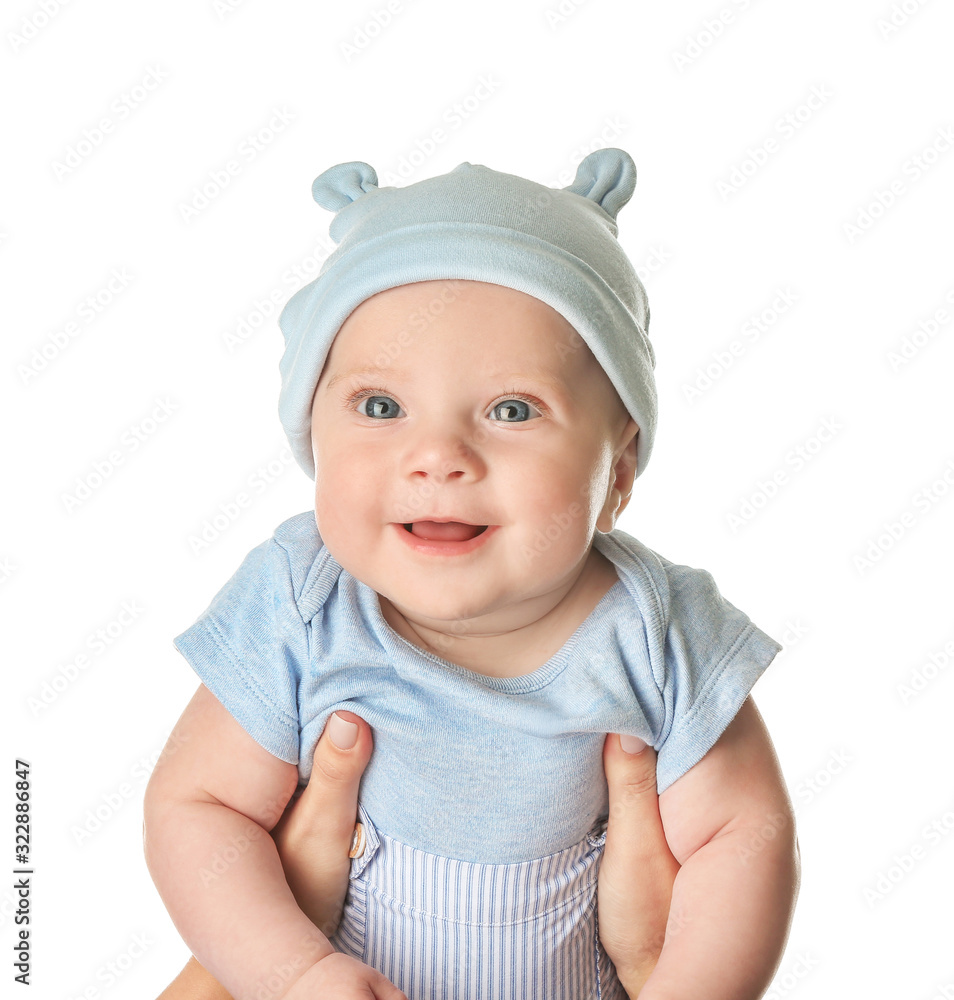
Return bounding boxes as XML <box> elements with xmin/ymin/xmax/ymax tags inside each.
<box><xmin>311</xmin><ymin>161</ymin><xmax>379</xmax><ymax>211</ymax></box>
<box><xmin>565</xmin><ymin>148</ymin><xmax>636</xmax><ymax>220</ymax></box>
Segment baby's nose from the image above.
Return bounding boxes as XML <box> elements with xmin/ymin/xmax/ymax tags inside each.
<box><xmin>411</xmin><ymin>456</ymin><xmax>472</xmax><ymax>484</ymax></box>
<box><xmin>402</xmin><ymin>430</ymin><xmax>484</xmax><ymax>482</ymax></box>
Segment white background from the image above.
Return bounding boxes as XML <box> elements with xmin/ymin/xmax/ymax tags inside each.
<box><xmin>3</xmin><ymin>1</ymin><xmax>953</xmax><ymax>997</ymax></box>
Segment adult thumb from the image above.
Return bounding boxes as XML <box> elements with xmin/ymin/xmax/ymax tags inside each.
<box><xmin>286</xmin><ymin>710</ymin><xmax>373</xmax><ymax>845</ymax></box>
<box><xmin>602</xmin><ymin>731</ymin><xmax>679</xmax><ymax>885</ymax></box>
<box><xmin>603</xmin><ymin>732</ymin><xmax>661</xmax><ymax>826</ymax></box>
<box><xmin>310</xmin><ymin>710</ymin><xmax>373</xmax><ymax>789</ymax></box>
<box><xmin>270</xmin><ymin>710</ymin><xmax>374</xmax><ymax>937</ymax></box>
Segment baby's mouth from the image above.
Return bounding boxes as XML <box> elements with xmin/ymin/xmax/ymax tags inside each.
<box><xmin>403</xmin><ymin>522</ymin><xmax>488</xmax><ymax>542</ymax></box>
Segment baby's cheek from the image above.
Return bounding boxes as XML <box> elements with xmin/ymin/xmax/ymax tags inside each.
<box><xmin>312</xmin><ymin>478</ymin><xmax>345</xmax><ymax>537</ymax></box>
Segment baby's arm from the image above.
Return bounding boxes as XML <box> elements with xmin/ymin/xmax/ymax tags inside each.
<box><xmin>637</xmin><ymin>696</ymin><xmax>799</xmax><ymax>1000</ymax></box>
<box><xmin>143</xmin><ymin>684</ymin><xmax>405</xmax><ymax>1000</ymax></box>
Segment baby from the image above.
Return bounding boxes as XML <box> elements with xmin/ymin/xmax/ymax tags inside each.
<box><xmin>144</xmin><ymin>148</ymin><xmax>799</xmax><ymax>1000</ymax></box>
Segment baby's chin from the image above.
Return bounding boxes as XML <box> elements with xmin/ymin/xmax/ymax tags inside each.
<box><xmin>379</xmin><ymin>586</ymin><xmax>511</xmax><ymax>633</ymax></box>
<box><xmin>378</xmin><ymin>572</ymin><xmax>577</xmax><ymax>643</ymax></box>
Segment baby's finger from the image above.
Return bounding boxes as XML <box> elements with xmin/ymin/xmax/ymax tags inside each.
<box><xmin>369</xmin><ymin>971</ymin><xmax>410</xmax><ymax>1000</ymax></box>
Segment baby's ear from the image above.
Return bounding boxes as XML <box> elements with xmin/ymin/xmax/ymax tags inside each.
<box><xmin>311</xmin><ymin>161</ymin><xmax>379</xmax><ymax>211</ymax></box>
<box><xmin>564</xmin><ymin>148</ymin><xmax>637</xmax><ymax>220</ymax></box>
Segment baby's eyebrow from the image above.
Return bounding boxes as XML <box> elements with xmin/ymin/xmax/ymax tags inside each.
<box><xmin>324</xmin><ymin>364</ymin><xmax>572</xmax><ymax>400</ymax></box>
<box><xmin>491</xmin><ymin>371</ymin><xmax>573</xmax><ymax>400</ymax></box>
<box><xmin>324</xmin><ymin>365</ymin><xmax>413</xmax><ymax>392</ymax></box>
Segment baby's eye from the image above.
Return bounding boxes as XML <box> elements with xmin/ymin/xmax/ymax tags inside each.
<box><xmin>357</xmin><ymin>395</ymin><xmax>403</xmax><ymax>419</ymax></box>
<box><xmin>489</xmin><ymin>398</ymin><xmax>540</xmax><ymax>423</ymax></box>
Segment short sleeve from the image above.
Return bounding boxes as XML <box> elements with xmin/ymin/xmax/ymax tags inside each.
<box><xmin>652</xmin><ymin>561</ymin><xmax>781</xmax><ymax>793</ymax></box>
<box><xmin>172</xmin><ymin>536</ymin><xmax>309</xmax><ymax>764</ymax></box>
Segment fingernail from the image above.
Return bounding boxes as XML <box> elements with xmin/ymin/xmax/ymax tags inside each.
<box><xmin>619</xmin><ymin>734</ymin><xmax>648</xmax><ymax>754</ymax></box>
<box><xmin>328</xmin><ymin>712</ymin><xmax>358</xmax><ymax>750</ymax></box>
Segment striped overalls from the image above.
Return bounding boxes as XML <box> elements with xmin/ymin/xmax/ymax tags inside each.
<box><xmin>330</xmin><ymin>803</ymin><xmax>626</xmax><ymax>1000</ymax></box>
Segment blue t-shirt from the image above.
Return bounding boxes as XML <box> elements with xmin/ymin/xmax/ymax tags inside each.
<box><xmin>173</xmin><ymin>512</ymin><xmax>781</xmax><ymax>864</ymax></box>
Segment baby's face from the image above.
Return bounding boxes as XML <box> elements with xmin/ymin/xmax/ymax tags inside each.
<box><xmin>310</xmin><ymin>279</ymin><xmax>637</xmax><ymax>636</ymax></box>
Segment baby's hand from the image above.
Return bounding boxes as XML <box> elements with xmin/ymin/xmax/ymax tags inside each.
<box><xmin>283</xmin><ymin>954</ymin><xmax>407</xmax><ymax>1000</ymax></box>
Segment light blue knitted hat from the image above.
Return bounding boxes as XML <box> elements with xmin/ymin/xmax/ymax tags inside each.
<box><xmin>278</xmin><ymin>148</ymin><xmax>656</xmax><ymax>479</ymax></box>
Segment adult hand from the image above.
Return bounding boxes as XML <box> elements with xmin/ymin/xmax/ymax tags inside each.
<box><xmin>154</xmin><ymin>718</ymin><xmax>679</xmax><ymax>1000</ymax></box>
<box><xmin>598</xmin><ymin>735</ymin><xmax>680</xmax><ymax>998</ymax></box>
<box><xmin>270</xmin><ymin>710</ymin><xmax>372</xmax><ymax>936</ymax></box>
<box><xmin>273</xmin><ymin>718</ymin><xmax>680</xmax><ymax>997</ymax></box>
